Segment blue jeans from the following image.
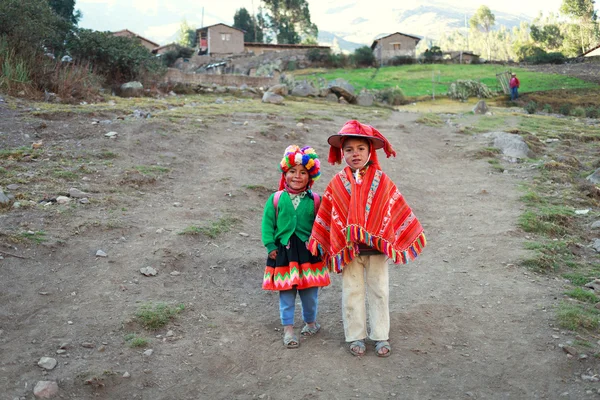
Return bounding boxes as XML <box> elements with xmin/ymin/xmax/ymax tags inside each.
<box><xmin>279</xmin><ymin>287</ymin><xmax>319</xmax><ymax>326</ymax></box>
<box><xmin>510</xmin><ymin>87</ymin><xmax>518</xmax><ymax>101</ymax></box>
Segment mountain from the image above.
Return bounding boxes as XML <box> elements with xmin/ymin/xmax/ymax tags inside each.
<box><xmin>317</xmin><ymin>2</ymin><xmax>531</xmax><ymax>53</ymax></box>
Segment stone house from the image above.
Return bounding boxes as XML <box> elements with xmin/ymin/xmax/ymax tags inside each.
<box><xmin>371</xmin><ymin>32</ymin><xmax>421</xmax><ymax>64</ymax></box>
<box><xmin>152</xmin><ymin>43</ymin><xmax>178</xmax><ymax>55</ymax></box>
<box><xmin>443</xmin><ymin>51</ymin><xmax>480</xmax><ymax>64</ymax></box>
<box><xmin>195</xmin><ymin>23</ymin><xmax>245</xmax><ymax>56</ymax></box>
<box><xmin>112</xmin><ymin>29</ymin><xmax>160</xmax><ymax>51</ymax></box>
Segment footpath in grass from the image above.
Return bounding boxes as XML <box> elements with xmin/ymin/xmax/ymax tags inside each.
<box><xmin>293</xmin><ymin>64</ymin><xmax>598</xmax><ymax>97</ymax></box>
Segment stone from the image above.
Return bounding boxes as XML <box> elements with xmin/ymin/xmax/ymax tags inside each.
<box><xmin>6</xmin><ymin>184</ymin><xmax>19</xmax><ymax>190</ymax></box>
<box><xmin>0</xmin><ymin>190</ymin><xmax>11</xmax><ymax>205</ymax></box>
<box><xmin>68</xmin><ymin>188</ymin><xmax>89</xmax><ymax>198</ymax></box>
<box><xmin>593</xmin><ymin>240</ymin><xmax>600</xmax><ymax>253</ymax></box>
<box><xmin>215</xmin><ymin>98</ymin><xmax>225</xmax><ymax>104</ymax></box>
<box><xmin>291</xmin><ymin>80</ymin><xmax>319</xmax><ymax>97</ymax></box>
<box><xmin>56</xmin><ymin>196</ymin><xmax>71</xmax><ymax>204</ymax></box>
<box><xmin>119</xmin><ymin>81</ymin><xmax>144</xmax><ymax>98</ymax></box>
<box><xmin>562</xmin><ymin>345</ymin><xmax>578</xmax><ymax>356</ymax></box>
<box><xmin>356</xmin><ymin>92</ymin><xmax>374</xmax><ymax>107</ymax></box>
<box><xmin>96</xmin><ymin>250</ymin><xmax>107</xmax><ymax>257</ymax></box>
<box><xmin>472</xmin><ymin>100</ymin><xmax>489</xmax><ymax>114</ymax></box>
<box><xmin>81</xmin><ymin>342</ymin><xmax>95</xmax><ymax>348</ymax></box>
<box><xmin>37</xmin><ymin>357</ymin><xmax>57</xmax><ymax>370</ymax></box>
<box><xmin>338</xmin><ymin>97</ymin><xmax>349</xmax><ymax>105</ymax></box>
<box><xmin>591</xmin><ymin>221</ymin><xmax>600</xmax><ymax>230</ymax></box>
<box><xmin>170</xmin><ymin>271</ymin><xmax>181</xmax><ymax>276</ymax></box>
<box><xmin>104</xmin><ymin>131</ymin><xmax>117</xmax><ymax>138</ymax></box>
<box><xmin>143</xmin><ymin>349</ymin><xmax>153</xmax><ymax>356</ymax></box>
<box><xmin>79</xmin><ymin>198</ymin><xmax>89</xmax><ymax>204</ymax></box>
<box><xmin>267</xmin><ymin>84</ymin><xmax>288</xmax><ymax>96</ymax></box>
<box><xmin>262</xmin><ymin>92</ymin><xmax>284</xmax><ymax>104</ymax></box>
<box><xmin>33</xmin><ymin>381</ymin><xmax>58</xmax><ymax>398</ymax></box>
<box><xmin>328</xmin><ymin>78</ymin><xmax>356</xmax><ymax>103</ymax></box>
<box><xmin>325</xmin><ymin>93</ymin><xmax>339</xmax><ymax>102</ymax></box>
<box><xmin>483</xmin><ymin>132</ymin><xmax>531</xmax><ymax>159</ymax></box>
<box><xmin>166</xmin><ymin>330</ymin><xmax>174</xmax><ymax>337</ymax></box>
<box><xmin>239</xmin><ymin>232</ymin><xmax>249</xmax><ymax>237</ymax></box>
<box><xmin>140</xmin><ymin>266</ymin><xmax>158</xmax><ymax>276</ymax></box>
<box><xmin>586</xmin><ymin>168</ymin><xmax>600</xmax><ymax>184</ymax></box>
<box><xmin>122</xmin><ymin>371</ymin><xmax>131</xmax><ymax>378</ymax></box>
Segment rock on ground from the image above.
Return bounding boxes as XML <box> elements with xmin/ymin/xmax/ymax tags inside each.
<box><xmin>33</xmin><ymin>381</ymin><xmax>58</xmax><ymax>398</ymax></box>
<box><xmin>484</xmin><ymin>132</ymin><xmax>531</xmax><ymax>159</ymax></box>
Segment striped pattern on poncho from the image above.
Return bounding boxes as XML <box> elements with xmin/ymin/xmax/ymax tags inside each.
<box><xmin>308</xmin><ymin>166</ymin><xmax>426</xmax><ymax>273</ymax></box>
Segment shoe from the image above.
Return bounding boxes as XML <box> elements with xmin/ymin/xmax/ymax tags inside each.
<box><xmin>349</xmin><ymin>340</ymin><xmax>366</xmax><ymax>356</ymax></box>
<box><xmin>301</xmin><ymin>322</ymin><xmax>321</xmax><ymax>336</ymax></box>
<box><xmin>283</xmin><ymin>331</ymin><xmax>299</xmax><ymax>348</ymax></box>
<box><xmin>375</xmin><ymin>340</ymin><xmax>391</xmax><ymax>357</ymax></box>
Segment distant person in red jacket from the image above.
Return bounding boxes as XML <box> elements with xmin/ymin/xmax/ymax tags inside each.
<box><xmin>509</xmin><ymin>72</ymin><xmax>520</xmax><ymax>101</ymax></box>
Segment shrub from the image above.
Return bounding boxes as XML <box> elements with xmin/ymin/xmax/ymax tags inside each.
<box><xmin>447</xmin><ymin>80</ymin><xmax>493</xmax><ymax>100</ymax></box>
<box><xmin>516</xmin><ymin>44</ymin><xmax>546</xmax><ymax>62</ymax></box>
<box><xmin>375</xmin><ymin>86</ymin><xmax>406</xmax><ymax>105</ymax></box>
<box><xmin>326</xmin><ymin>52</ymin><xmax>350</xmax><ymax>68</ymax></box>
<box><xmin>571</xmin><ymin>106</ymin><xmax>586</xmax><ymax>117</ymax></box>
<box><xmin>306</xmin><ymin>48</ymin><xmax>330</xmax><ymax>63</ymax></box>
<box><xmin>542</xmin><ymin>104</ymin><xmax>553</xmax><ymax>113</ymax></box>
<box><xmin>161</xmin><ymin>45</ymin><xmax>194</xmax><ymax>67</ymax></box>
<box><xmin>524</xmin><ymin>101</ymin><xmax>537</xmax><ymax>114</ymax></box>
<box><xmin>387</xmin><ymin>56</ymin><xmax>415</xmax><ymax>65</ymax></box>
<box><xmin>136</xmin><ymin>302</ymin><xmax>185</xmax><ymax>330</ymax></box>
<box><xmin>559</xmin><ymin>103</ymin><xmax>572</xmax><ymax>116</ymax></box>
<box><xmin>67</xmin><ymin>29</ymin><xmax>166</xmax><ymax>84</ymax></box>
<box><xmin>352</xmin><ymin>46</ymin><xmax>375</xmax><ymax>67</ymax></box>
<box><xmin>585</xmin><ymin>106</ymin><xmax>599</xmax><ymax>118</ymax></box>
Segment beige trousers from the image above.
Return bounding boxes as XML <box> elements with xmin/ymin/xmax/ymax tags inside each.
<box><xmin>341</xmin><ymin>254</ymin><xmax>389</xmax><ymax>342</ymax></box>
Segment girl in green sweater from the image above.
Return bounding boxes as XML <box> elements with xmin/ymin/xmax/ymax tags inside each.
<box><xmin>261</xmin><ymin>145</ymin><xmax>330</xmax><ymax>348</ymax></box>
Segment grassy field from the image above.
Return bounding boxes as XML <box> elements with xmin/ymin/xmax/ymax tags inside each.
<box><xmin>292</xmin><ymin>64</ymin><xmax>599</xmax><ymax>97</ymax></box>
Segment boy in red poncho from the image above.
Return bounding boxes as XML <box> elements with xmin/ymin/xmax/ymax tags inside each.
<box><xmin>308</xmin><ymin>120</ymin><xmax>426</xmax><ymax>357</ymax></box>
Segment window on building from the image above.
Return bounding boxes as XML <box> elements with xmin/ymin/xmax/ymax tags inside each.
<box><xmin>392</xmin><ymin>43</ymin><xmax>401</xmax><ymax>50</ymax></box>
<box><xmin>221</xmin><ymin>33</ymin><xmax>231</xmax><ymax>41</ymax></box>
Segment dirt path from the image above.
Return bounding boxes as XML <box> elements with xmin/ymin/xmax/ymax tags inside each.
<box><xmin>0</xmin><ymin>100</ymin><xmax>594</xmax><ymax>399</ymax></box>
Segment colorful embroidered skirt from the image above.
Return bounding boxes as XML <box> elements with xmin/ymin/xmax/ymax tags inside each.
<box><xmin>263</xmin><ymin>234</ymin><xmax>330</xmax><ymax>291</ymax></box>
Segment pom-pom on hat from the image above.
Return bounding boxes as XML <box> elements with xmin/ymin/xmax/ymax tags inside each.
<box><xmin>278</xmin><ymin>145</ymin><xmax>321</xmax><ymax>190</ymax></box>
<box><xmin>327</xmin><ymin>120</ymin><xmax>396</xmax><ymax>168</ymax></box>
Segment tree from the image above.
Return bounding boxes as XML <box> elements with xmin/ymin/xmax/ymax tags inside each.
<box><xmin>0</xmin><ymin>0</ymin><xmax>64</xmax><ymax>51</ymax></box>
<box><xmin>233</xmin><ymin>7</ymin><xmax>264</xmax><ymax>43</ymax></box>
<box><xmin>470</xmin><ymin>5</ymin><xmax>496</xmax><ymax>60</ymax></box>
<box><xmin>560</xmin><ymin>0</ymin><xmax>598</xmax><ymax>54</ymax></box>
<box><xmin>260</xmin><ymin>0</ymin><xmax>318</xmax><ymax>44</ymax></box>
<box><xmin>176</xmin><ymin>19</ymin><xmax>196</xmax><ymax>48</ymax></box>
<box><xmin>48</xmin><ymin>0</ymin><xmax>81</xmax><ymax>25</ymax></box>
<box><xmin>352</xmin><ymin>46</ymin><xmax>375</xmax><ymax>67</ymax></box>
<box><xmin>530</xmin><ymin>24</ymin><xmax>564</xmax><ymax>50</ymax></box>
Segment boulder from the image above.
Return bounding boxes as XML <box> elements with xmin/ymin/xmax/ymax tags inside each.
<box><xmin>291</xmin><ymin>81</ymin><xmax>319</xmax><ymax>97</ymax></box>
<box><xmin>33</xmin><ymin>381</ymin><xmax>59</xmax><ymax>398</ymax></box>
<box><xmin>587</xmin><ymin>168</ymin><xmax>600</xmax><ymax>184</ymax></box>
<box><xmin>472</xmin><ymin>100</ymin><xmax>489</xmax><ymax>114</ymax></box>
<box><xmin>328</xmin><ymin>78</ymin><xmax>356</xmax><ymax>103</ymax></box>
<box><xmin>267</xmin><ymin>84</ymin><xmax>288</xmax><ymax>96</ymax></box>
<box><xmin>262</xmin><ymin>92</ymin><xmax>284</xmax><ymax>104</ymax></box>
<box><xmin>356</xmin><ymin>92</ymin><xmax>374</xmax><ymax>107</ymax></box>
<box><xmin>483</xmin><ymin>132</ymin><xmax>531</xmax><ymax>159</ymax></box>
<box><xmin>319</xmin><ymin>88</ymin><xmax>331</xmax><ymax>97</ymax></box>
<box><xmin>119</xmin><ymin>81</ymin><xmax>144</xmax><ymax>98</ymax></box>
<box><xmin>325</xmin><ymin>93</ymin><xmax>339</xmax><ymax>102</ymax></box>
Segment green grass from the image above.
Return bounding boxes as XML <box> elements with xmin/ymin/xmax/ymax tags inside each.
<box><xmin>414</xmin><ymin>113</ymin><xmax>443</xmax><ymax>127</ymax></box>
<box><xmin>563</xmin><ymin>273</ymin><xmax>596</xmax><ymax>286</ymax></box>
<box><xmin>565</xmin><ymin>287</ymin><xmax>599</xmax><ymax>303</ymax></box>
<box><xmin>124</xmin><ymin>333</ymin><xmax>148</xmax><ymax>347</ymax></box>
<box><xmin>487</xmin><ymin>159</ymin><xmax>504</xmax><ymax>173</ymax></box>
<box><xmin>179</xmin><ymin>216</ymin><xmax>239</xmax><ymax>238</ymax></box>
<box><xmin>557</xmin><ymin>302</ymin><xmax>600</xmax><ymax>331</ymax></box>
<box><xmin>20</xmin><ymin>230</ymin><xmax>47</xmax><ymax>244</ymax></box>
<box><xmin>135</xmin><ymin>165</ymin><xmax>170</xmax><ymax>175</ymax></box>
<box><xmin>518</xmin><ymin>206</ymin><xmax>574</xmax><ymax>236</ymax></box>
<box><xmin>135</xmin><ymin>302</ymin><xmax>185</xmax><ymax>330</ymax></box>
<box><xmin>291</xmin><ymin>65</ymin><xmax>598</xmax><ymax>97</ymax></box>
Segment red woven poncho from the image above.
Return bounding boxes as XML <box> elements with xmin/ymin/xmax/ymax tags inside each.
<box><xmin>307</xmin><ymin>165</ymin><xmax>426</xmax><ymax>273</ymax></box>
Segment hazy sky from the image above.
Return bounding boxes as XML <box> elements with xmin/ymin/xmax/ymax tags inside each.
<box><xmin>77</xmin><ymin>0</ymin><xmax>568</xmax><ymax>45</ymax></box>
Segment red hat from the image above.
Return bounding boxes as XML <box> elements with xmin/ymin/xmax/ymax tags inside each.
<box><xmin>327</xmin><ymin>120</ymin><xmax>396</xmax><ymax>168</ymax></box>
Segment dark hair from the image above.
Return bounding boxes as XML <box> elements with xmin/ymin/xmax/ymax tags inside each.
<box><xmin>341</xmin><ymin>136</ymin><xmax>371</xmax><ymax>150</ymax></box>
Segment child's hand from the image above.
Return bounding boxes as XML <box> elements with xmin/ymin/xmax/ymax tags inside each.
<box><xmin>268</xmin><ymin>250</ymin><xmax>278</xmax><ymax>259</ymax></box>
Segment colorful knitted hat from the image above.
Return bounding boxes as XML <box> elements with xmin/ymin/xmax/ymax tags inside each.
<box><xmin>278</xmin><ymin>145</ymin><xmax>321</xmax><ymax>190</ymax></box>
<box><xmin>327</xmin><ymin>120</ymin><xmax>396</xmax><ymax>168</ymax></box>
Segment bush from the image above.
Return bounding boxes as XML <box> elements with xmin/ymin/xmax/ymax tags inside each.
<box><xmin>447</xmin><ymin>80</ymin><xmax>493</xmax><ymax>100</ymax></box>
<box><xmin>571</xmin><ymin>106</ymin><xmax>586</xmax><ymax>117</ymax></box>
<box><xmin>375</xmin><ymin>86</ymin><xmax>406</xmax><ymax>105</ymax></box>
<box><xmin>306</xmin><ymin>48</ymin><xmax>330</xmax><ymax>63</ymax></box>
<box><xmin>67</xmin><ymin>29</ymin><xmax>166</xmax><ymax>84</ymax></box>
<box><xmin>326</xmin><ymin>52</ymin><xmax>350</xmax><ymax>68</ymax></box>
<box><xmin>387</xmin><ymin>56</ymin><xmax>415</xmax><ymax>66</ymax></box>
<box><xmin>559</xmin><ymin>103</ymin><xmax>572</xmax><ymax>116</ymax></box>
<box><xmin>161</xmin><ymin>45</ymin><xmax>194</xmax><ymax>67</ymax></box>
<box><xmin>515</xmin><ymin>44</ymin><xmax>545</xmax><ymax>62</ymax></box>
<box><xmin>542</xmin><ymin>104</ymin><xmax>553</xmax><ymax>113</ymax></box>
<box><xmin>352</xmin><ymin>46</ymin><xmax>375</xmax><ymax>67</ymax></box>
<box><xmin>524</xmin><ymin>101</ymin><xmax>537</xmax><ymax>114</ymax></box>
<box><xmin>585</xmin><ymin>106</ymin><xmax>599</xmax><ymax>118</ymax></box>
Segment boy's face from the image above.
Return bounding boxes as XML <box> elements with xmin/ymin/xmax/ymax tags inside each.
<box><xmin>343</xmin><ymin>138</ymin><xmax>370</xmax><ymax>170</ymax></box>
<box><xmin>285</xmin><ymin>165</ymin><xmax>309</xmax><ymax>191</ymax></box>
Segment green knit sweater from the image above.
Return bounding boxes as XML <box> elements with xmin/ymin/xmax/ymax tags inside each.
<box><xmin>261</xmin><ymin>191</ymin><xmax>317</xmax><ymax>254</ymax></box>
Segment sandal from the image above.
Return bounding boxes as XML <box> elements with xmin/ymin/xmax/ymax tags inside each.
<box><xmin>375</xmin><ymin>341</ymin><xmax>391</xmax><ymax>357</ymax></box>
<box><xmin>283</xmin><ymin>331</ymin><xmax>299</xmax><ymax>349</ymax></box>
<box><xmin>301</xmin><ymin>323</ymin><xmax>321</xmax><ymax>336</ymax></box>
<box><xmin>348</xmin><ymin>340</ymin><xmax>366</xmax><ymax>356</ymax></box>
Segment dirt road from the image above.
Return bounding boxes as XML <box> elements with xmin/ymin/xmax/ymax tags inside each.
<box><xmin>0</xmin><ymin>97</ymin><xmax>594</xmax><ymax>399</ymax></box>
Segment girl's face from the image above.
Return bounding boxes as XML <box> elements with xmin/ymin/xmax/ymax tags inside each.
<box><xmin>285</xmin><ymin>165</ymin><xmax>309</xmax><ymax>191</ymax></box>
<box><xmin>343</xmin><ymin>138</ymin><xmax>370</xmax><ymax>169</ymax></box>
